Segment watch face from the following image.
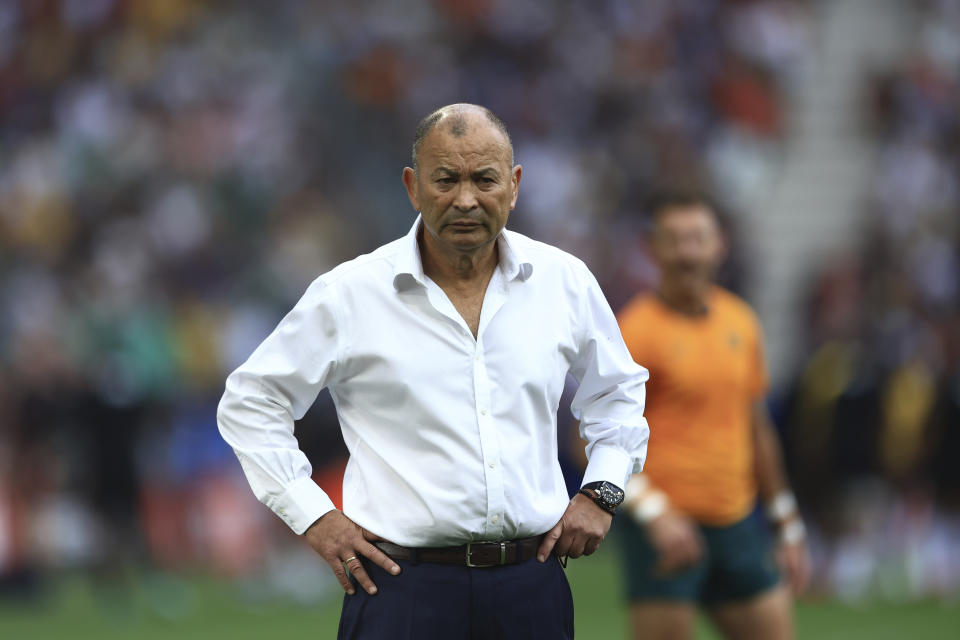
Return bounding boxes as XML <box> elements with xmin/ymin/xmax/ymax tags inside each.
<box><xmin>597</xmin><ymin>482</ymin><xmax>625</xmax><ymax>508</ymax></box>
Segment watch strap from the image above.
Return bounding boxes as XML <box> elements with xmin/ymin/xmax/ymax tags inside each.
<box><xmin>579</xmin><ymin>486</ymin><xmax>618</xmax><ymax>515</ymax></box>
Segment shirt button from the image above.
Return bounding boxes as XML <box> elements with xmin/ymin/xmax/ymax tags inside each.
<box><xmin>480</xmin><ymin>408</ymin><xmax>487</xmax><ymax>415</ymax></box>
<box><xmin>475</xmin><ymin>354</ymin><xmax>481</xmax><ymax>362</ymax></box>
<box><xmin>489</xmin><ymin>461</ymin><xmax>495</xmax><ymax>469</ymax></box>
<box><xmin>491</xmin><ymin>515</ymin><xmax>499</xmax><ymax>524</ymax></box>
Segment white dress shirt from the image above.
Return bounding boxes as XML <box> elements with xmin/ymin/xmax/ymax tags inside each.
<box><xmin>217</xmin><ymin>216</ymin><xmax>650</xmax><ymax>547</ymax></box>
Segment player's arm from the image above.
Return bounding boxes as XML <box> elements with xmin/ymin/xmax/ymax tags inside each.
<box><xmin>752</xmin><ymin>401</ymin><xmax>810</xmax><ymax>594</ymax></box>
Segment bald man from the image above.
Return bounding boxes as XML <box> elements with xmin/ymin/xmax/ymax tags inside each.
<box><xmin>218</xmin><ymin>104</ymin><xmax>651</xmax><ymax>639</ymax></box>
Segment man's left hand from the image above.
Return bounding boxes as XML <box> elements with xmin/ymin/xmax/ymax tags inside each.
<box><xmin>537</xmin><ymin>493</ymin><xmax>613</xmax><ymax>562</ymax></box>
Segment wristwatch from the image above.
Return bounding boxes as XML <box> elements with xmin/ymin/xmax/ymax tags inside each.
<box><xmin>579</xmin><ymin>481</ymin><xmax>625</xmax><ymax>515</ymax></box>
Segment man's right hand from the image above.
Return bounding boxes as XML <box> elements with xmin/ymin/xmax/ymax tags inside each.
<box><xmin>645</xmin><ymin>509</ymin><xmax>704</xmax><ymax>575</ymax></box>
<box><xmin>304</xmin><ymin>510</ymin><xmax>401</xmax><ymax>596</ymax></box>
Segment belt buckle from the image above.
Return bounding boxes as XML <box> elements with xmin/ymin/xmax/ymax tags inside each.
<box><xmin>466</xmin><ymin>541</ymin><xmax>507</xmax><ymax>568</ymax></box>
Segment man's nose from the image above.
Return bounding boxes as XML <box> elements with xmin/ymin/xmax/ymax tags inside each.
<box><xmin>452</xmin><ymin>183</ymin><xmax>478</xmax><ymax>211</ymax></box>
<box><xmin>675</xmin><ymin>237</ymin><xmax>702</xmax><ymax>259</ymax></box>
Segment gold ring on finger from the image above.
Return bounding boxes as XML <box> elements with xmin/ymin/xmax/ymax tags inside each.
<box><xmin>343</xmin><ymin>555</ymin><xmax>358</xmax><ymax>564</ymax></box>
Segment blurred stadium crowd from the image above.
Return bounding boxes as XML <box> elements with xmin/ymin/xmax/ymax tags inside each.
<box><xmin>0</xmin><ymin>0</ymin><xmax>956</xmax><ymax>606</ymax></box>
<box><xmin>783</xmin><ymin>0</ymin><xmax>960</xmax><ymax>600</ymax></box>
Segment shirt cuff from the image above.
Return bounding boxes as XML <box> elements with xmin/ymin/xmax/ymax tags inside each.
<box><xmin>271</xmin><ymin>476</ymin><xmax>337</xmax><ymax>534</ymax></box>
<box><xmin>581</xmin><ymin>446</ymin><xmax>633</xmax><ymax>490</ymax></box>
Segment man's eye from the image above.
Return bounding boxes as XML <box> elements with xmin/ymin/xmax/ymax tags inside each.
<box><xmin>438</xmin><ymin>177</ymin><xmax>456</xmax><ymax>184</ymax></box>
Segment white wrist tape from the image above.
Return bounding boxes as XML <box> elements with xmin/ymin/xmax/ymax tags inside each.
<box><xmin>625</xmin><ymin>474</ymin><xmax>650</xmax><ymax>501</ymax></box>
<box><xmin>779</xmin><ymin>518</ymin><xmax>806</xmax><ymax>545</ymax></box>
<box><xmin>632</xmin><ymin>490</ymin><xmax>668</xmax><ymax>524</ymax></box>
<box><xmin>767</xmin><ymin>491</ymin><xmax>798</xmax><ymax>522</ymax></box>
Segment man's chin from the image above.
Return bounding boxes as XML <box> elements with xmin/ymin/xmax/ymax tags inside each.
<box><xmin>665</xmin><ymin>270</ymin><xmax>711</xmax><ymax>289</ymax></box>
<box><xmin>442</xmin><ymin>229</ymin><xmax>492</xmax><ymax>250</ymax></box>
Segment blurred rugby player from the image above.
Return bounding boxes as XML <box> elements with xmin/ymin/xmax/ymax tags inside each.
<box><xmin>616</xmin><ymin>191</ymin><xmax>809</xmax><ymax>640</ymax></box>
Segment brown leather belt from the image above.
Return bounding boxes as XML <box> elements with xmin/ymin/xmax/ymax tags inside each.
<box><xmin>374</xmin><ymin>535</ymin><xmax>544</xmax><ymax>568</ymax></box>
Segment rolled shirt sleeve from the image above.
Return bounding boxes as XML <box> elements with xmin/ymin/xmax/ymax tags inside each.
<box><xmin>216</xmin><ymin>278</ymin><xmax>342</xmax><ymax>534</ymax></box>
<box><xmin>568</xmin><ymin>266</ymin><xmax>651</xmax><ymax>490</ymax></box>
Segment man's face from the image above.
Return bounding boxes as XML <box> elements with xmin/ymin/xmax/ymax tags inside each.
<box><xmin>403</xmin><ymin>116</ymin><xmax>521</xmax><ymax>253</ymax></box>
<box><xmin>651</xmin><ymin>205</ymin><xmax>724</xmax><ymax>289</ymax></box>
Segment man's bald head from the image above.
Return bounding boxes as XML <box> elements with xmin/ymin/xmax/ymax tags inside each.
<box><xmin>411</xmin><ymin>104</ymin><xmax>513</xmax><ymax>172</ymax></box>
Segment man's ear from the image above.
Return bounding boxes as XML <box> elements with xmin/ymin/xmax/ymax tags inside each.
<box><xmin>402</xmin><ymin>167</ymin><xmax>419</xmax><ymax>211</ymax></box>
<box><xmin>509</xmin><ymin>164</ymin><xmax>522</xmax><ymax>210</ymax></box>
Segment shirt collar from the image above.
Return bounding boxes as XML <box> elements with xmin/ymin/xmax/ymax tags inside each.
<box><xmin>393</xmin><ymin>214</ymin><xmax>533</xmax><ymax>290</ymax></box>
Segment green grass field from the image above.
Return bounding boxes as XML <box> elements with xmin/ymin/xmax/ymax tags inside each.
<box><xmin>1</xmin><ymin>546</ymin><xmax>957</xmax><ymax>639</ymax></box>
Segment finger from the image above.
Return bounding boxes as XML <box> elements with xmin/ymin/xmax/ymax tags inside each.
<box><xmin>537</xmin><ymin>521</ymin><xmax>563</xmax><ymax>562</ymax></box>
<box><xmin>345</xmin><ymin>557</ymin><xmax>379</xmax><ymax>596</ymax></box>
<box><xmin>360</xmin><ymin>526</ymin><xmax>385</xmax><ymax>543</ymax></box>
<box><xmin>783</xmin><ymin>557</ymin><xmax>800</xmax><ymax>594</ymax></box>
<box><xmin>553</xmin><ymin>529</ymin><xmax>575</xmax><ymax>559</ymax></box>
<box><xmin>800</xmin><ymin>557</ymin><xmax>812</xmax><ymax>593</ymax></box>
<box><xmin>359</xmin><ymin>540</ymin><xmax>401</xmax><ymax>576</ymax></box>
<box><xmin>584</xmin><ymin>537</ymin><xmax>602</xmax><ymax>556</ymax></box>
<box><xmin>792</xmin><ymin>553</ymin><xmax>811</xmax><ymax>595</ymax></box>
<box><xmin>328</xmin><ymin>557</ymin><xmax>355</xmax><ymax>595</ymax></box>
<box><xmin>791</xmin><ymin>565</ymin><xmax>804</xmax><ymax>595</ymax></box>
<box><xmin>565</xmin><ymin>533</ymin><xmax>588</xmax><ymax>559</ymax></box>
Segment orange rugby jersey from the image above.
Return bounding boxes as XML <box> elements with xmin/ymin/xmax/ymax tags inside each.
<box><xmin>617</xmin><ymin>287</ymin><xmax>768</xmax><ymax>525</ymax></box>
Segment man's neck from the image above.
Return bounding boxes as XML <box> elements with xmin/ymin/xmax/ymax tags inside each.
<box><xmin>657</xmin><ymin>280</ymin><xmax>711</xmax><ymax>317</ymax></box>
<box><xmin>419</xmin><ymin>227</ymin><xmax>499</xmax><ymax>289</ymax></box>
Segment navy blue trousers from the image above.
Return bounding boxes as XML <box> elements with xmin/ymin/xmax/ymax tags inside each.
<box><xmin>337</xmin><ymin>554</ymin><xmax>574</xmax><ymax>639</ymax></box>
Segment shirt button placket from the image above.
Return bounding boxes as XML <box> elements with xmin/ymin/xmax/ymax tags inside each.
<box><xmin>473</xmin><ymin>341</ymin><xmax>503</xmax><ymax>537</ymax></box>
